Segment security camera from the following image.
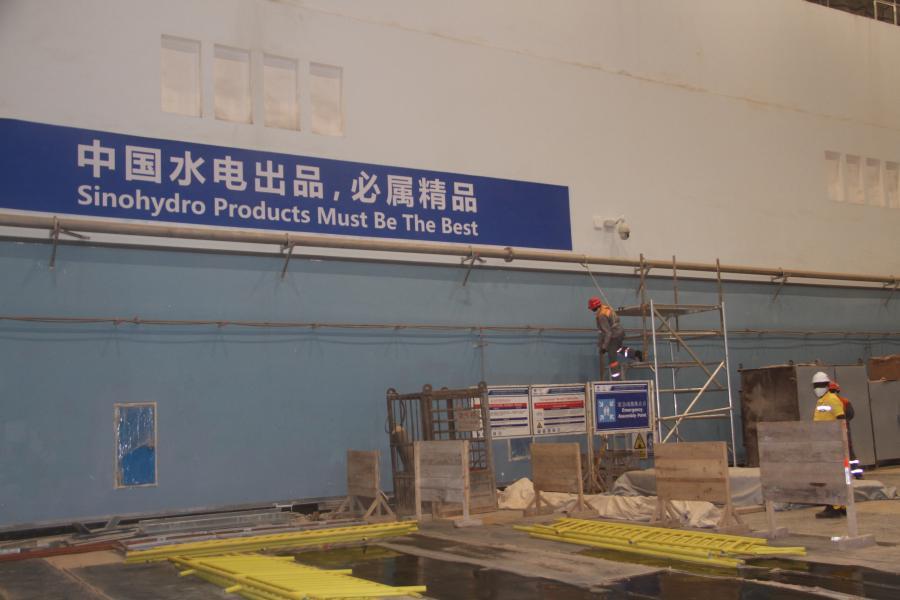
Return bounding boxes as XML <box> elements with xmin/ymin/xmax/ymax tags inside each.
<box><xmin>598</xmin><ymin>215</ymin><xmax>631</xmax><ymax>240</ymax></box>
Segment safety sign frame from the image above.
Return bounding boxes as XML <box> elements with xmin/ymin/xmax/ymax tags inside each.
<box><xmin>589</xmin><ymin>380</ymin><xmax>655</xmax><ymax>435</ymax></box>
<box><xmin>530</xmin><ymin>383</ymin><xmax>588</xmax><ymax>437</ymax></box>
<box><xmin>476</xmin><ymin>385</ymin><xmax>532</xmax><ymax>439</ymax></box>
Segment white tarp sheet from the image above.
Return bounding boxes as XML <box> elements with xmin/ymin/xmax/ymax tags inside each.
<box><xmin>497</xmin><ymin>477</ymin><xmax>724</xmax><ymax>528</ymax></box>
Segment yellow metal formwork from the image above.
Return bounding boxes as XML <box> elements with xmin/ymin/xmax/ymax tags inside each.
<box><xmin>173</xmin><ymin>553</ymin><xmax>426</xmax><ymax>600</ymax></box>
<box><xmin>126</xmin><ymin>522</ymin><xmax>418</xmax><ymax>563</ymax></box>
<box><xmin>515</xmin><ymin>518</ymin><xmax>805</xmax><ymax>568</ymax></box>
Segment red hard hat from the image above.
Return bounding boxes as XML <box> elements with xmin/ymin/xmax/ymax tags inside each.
<box><xmin>588</xmin><ymin>297</ymin><xmax>603</xmax><ymax>311</ymax></box>
<box><xmin>828</xmin><ymin>381</ymin><xmax>840</xmax><ymax>393</ymax></box>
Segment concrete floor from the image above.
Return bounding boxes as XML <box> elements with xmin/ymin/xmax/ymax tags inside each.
<box><xmin>740</xmin><ymin>465</ymin><xmax>900</xmax><ymax>574</ymax></box>
<box><xmin>1</xmin><ymin>470</ymin><xmax>899</xmax><ymax>599</ymax></box>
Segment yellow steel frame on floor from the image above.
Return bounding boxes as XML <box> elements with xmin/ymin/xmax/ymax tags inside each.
<box><xmin>173</xmin><ymin>553</ymin><xmax>426</xmax><ymax>600</ymax></box>
<box><xmin>515</xmin><ymin>518</ymin><xmax>805</xmax><ymax>568</ymax></box>
<box><xmin>126</xmin><ymin>521</ymin><xmax>419</xmax><ymax>563</ymax></box>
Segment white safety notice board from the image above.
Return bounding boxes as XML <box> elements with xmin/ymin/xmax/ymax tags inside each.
<box><xmin>477</xmin><ymin>385</ymin><xmax>532</xmax><ymax>439</ymax></box>
<box><xmin>530</xmin><ymin>384</ymin><xmax>587</xmax><ymax>436</ymax></box>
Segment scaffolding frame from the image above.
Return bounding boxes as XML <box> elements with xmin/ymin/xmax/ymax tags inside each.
<box><xmin>615</xmin><ymin>260</ymin><xmax>738</xmax><ymax>465</ymax></box>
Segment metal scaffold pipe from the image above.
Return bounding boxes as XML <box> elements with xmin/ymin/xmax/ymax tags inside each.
<box><xmin>0</xmin><ymin>212</ymin><xmax>896</xmax><ymax>288</ymax></box>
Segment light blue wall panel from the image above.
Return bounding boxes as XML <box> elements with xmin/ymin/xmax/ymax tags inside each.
<box><xmin>1</xmin><ymin>240</ymin><xmax>898</xmax><ymax>527</ymax></box>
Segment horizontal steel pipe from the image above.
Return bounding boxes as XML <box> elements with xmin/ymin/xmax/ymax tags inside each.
<box><xmin>0</xmin><ymin>213</ymin><xmax>895</xmax><ymax>287</ymax></box>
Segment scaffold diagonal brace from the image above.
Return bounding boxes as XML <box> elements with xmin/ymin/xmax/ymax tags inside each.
<box><xmin>661</xmin><ymin>361</ymin><xmax>725</xmax><ymax>443</ymax></box>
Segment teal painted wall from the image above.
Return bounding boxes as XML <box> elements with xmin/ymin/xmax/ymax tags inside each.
<box><xmin>1</xmin><ymin>239</ymin><xmax>898</xmax><ymax>527</ymax></box>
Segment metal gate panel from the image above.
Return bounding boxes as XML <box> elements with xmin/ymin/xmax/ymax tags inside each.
<box><xmin>387</xmin><ymin>383</ymin><xmax>497</xmax><ymax>517</ymax></box>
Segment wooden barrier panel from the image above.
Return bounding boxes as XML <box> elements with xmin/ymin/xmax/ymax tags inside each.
<box><xmin>347</xmin><ymin>450</ymin><xmax>380</xmax><ymax>498</ymax></box>
<box><xmin>527</xmin><ymin>443</ymin><xmax>589</xmax><ymax>515</ymax></box>
<box><xmin>654</xmin><ymin>441</ymin><xmax>741</xmax><ymax>529</ymax></box>
<box><xmin>335</xmin><ymin>450</ymin><xmax>394</xmax><ymax>522</ymax></box>
<box><xmin>758</xmin><ymin>421</ymin><xmax>872</xmax><ymax>547</ymax></box>
<box><xmin>414</xmin><ymin>440</ymin><xmax>476</xmax><ymax>523</ymax></box>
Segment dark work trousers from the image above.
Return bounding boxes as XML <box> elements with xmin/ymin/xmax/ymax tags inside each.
<box><xmin>601</xmin><ymin>333</ymin><xmax>626</xmax><ymax>379</ymax></box>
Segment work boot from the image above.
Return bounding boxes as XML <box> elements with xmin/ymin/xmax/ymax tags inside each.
<box><xmin>609</xmin><ymin>360</ymin><xmax>622</xmax><ymax>379</ymax></box>
<box><xmin>815</xmin><ymin>506</ymin><xmax>844</xmax><ymax>519</ymax></box>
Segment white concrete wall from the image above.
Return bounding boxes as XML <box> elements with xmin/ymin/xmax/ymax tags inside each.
<box><xmin>0</xmin><ymin>0</ymin><xmax>898</xmax><ymax>274</ymax></box>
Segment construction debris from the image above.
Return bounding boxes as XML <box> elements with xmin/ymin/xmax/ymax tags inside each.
<box><xmin>173</xmin><ymin>553</ymin><xmax>426</xmax><ymax>599</ymax></box>
<box><xmin>515</xmin><ymin>518</ymin><xmax>805</xmax><ymax>568</ymax></box>
<box><xmin>125</xmin><ymin>521</ymin><xmax>419</xmax><ymax>563</ymax></box>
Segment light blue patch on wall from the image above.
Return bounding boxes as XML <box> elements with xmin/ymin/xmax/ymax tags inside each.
<box><xmin>115</xmin><ymin>404</ymin><xmax>156</xmax><ymax>487</ymax></box>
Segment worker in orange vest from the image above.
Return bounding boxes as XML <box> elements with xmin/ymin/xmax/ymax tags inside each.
<box><xmin>588</xmin><ymin>297</ymin><xmax>642</xmax><ymax>379</ymax></box>
<box><xmin>829</xmin><ymin>381</ymin><xmax>863</xmax><ymax>479</ymax></box>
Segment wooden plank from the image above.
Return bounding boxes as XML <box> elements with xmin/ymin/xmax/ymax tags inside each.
<box><xmin>414</xmin><ymin>440</ymin><xmax>471</xmax><ymax>518</ymax></box>
<box><xmin>760</xmin><ymin>471</ymin><xmax>847</xmax><ymax>500</ymax></box>
<box><xmin>418</xmin><ymin>440</ymin><xmax>467</xmax><ymax>455</ymax></box>
<box><xmin>657</xmin><ymin>481</ymin><xmax>729</xmax><ymax>504</ymax></box>
<box><xmin>416</xmin><ymin>464</ymin><xmax>467</xmax><ymax>478</ymax></box>
<box><xmin>760</xmin><ymin>459</ymin><xmax>846</xmax><ymax>483</ymax></box>
<box><xmin>418</xmin><ymin>453</ymin><xmax>466</xmax><ymax>466</ymax></box>
<box><xmin>656</xmin><ymin>460</ymin><xmax>728</xmax><ymax>479</ymax></box>
<box><xmin>762</xmin><ymin>484</ymin><xmax>847</xmax><ymax>506</ymax></box>
<box><xmin>759</xmin><ymin>441</ymin><xmax>846</xmax><ymax>464</ymax></box>
<box><xmin>531</xmin><ymin>443</ymin><xmax>581</xmax><ymax>494</ymax></box>
<box><xmin>346</xmin><ymin>450</ymin><xmax>379</xmax><ymax>498</ymax></box>
<box><xmin>417</xmin><ymin>475</ymin><xmax>466</xmax><ymax>488</ymax></box>
<box><xmin>757</xmin><ymin>421</ymin><xmax>844</xmax><ymax>444</ymax></box>
<box><xmin>420</xmin><ymin>488</ymin><xmax>466</xmax><ymax>503</ymax></box>
<box><xmin>418</xmin><ymin>452</ymin><xmax>466</xmax><ymax>466</ymax></box>
<box><xmin>654</xmin><ymin>441</ymin><xmax>730</xmax><ymax>506</ymax></box>
<box><xmin>758</xmin><ymin>420</ymin><xmax>850</xmax><ymax>506</ymax></box>
<box><xmin>655</xmin><ymin>441</ymin><xmax>726</xmax><ymax>461</ymax></box>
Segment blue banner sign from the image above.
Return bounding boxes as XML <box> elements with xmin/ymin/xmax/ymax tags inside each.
<box><xmin>0</xmin><ymin>119</ymin><xmax>572</xmax><ymax>250</ymax></box>
<box><xmin>591</xmin><ymin>381</ymin><xmax>653</xmax><ymax>433</ymax></box>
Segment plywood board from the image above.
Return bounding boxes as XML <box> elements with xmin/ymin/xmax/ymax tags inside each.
<box><xmin>655</xmin><ymin>442</ymin><xmax>729</xmax><ymax>504</ymax></box>
<box><xmin>336</xmin><ymin>449</ymin><xmax>395</xmax><ymax>521</ymax></box>
<box><xmin>758</xmin><ymin>421</ymin><xmax>850</xmax><ymax>506</ymax></box>
<box><xmin>346</xmin><ymin>450</ymin><xmax>380</xmax><ymax>498</ymax></box>
<box><xmin>758</xmin><ymin>420</ymin><xmax>868</xmax><ymax>544</ymax></box>
<box><xmin>414</xmin><ymin>440</ymin><xmax>471</xmax><ymax>520</ymax></box>
<box><xmin>531</xmin><ymin>443</ymin><xmax>583</xmax><ymax>494</ymax></box>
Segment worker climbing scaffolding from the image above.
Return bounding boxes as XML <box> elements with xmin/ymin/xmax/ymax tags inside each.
<box><xmin>588</xmin><ymin>297</ymin><xmax>642</xmax><ymax>379</ymax></box>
